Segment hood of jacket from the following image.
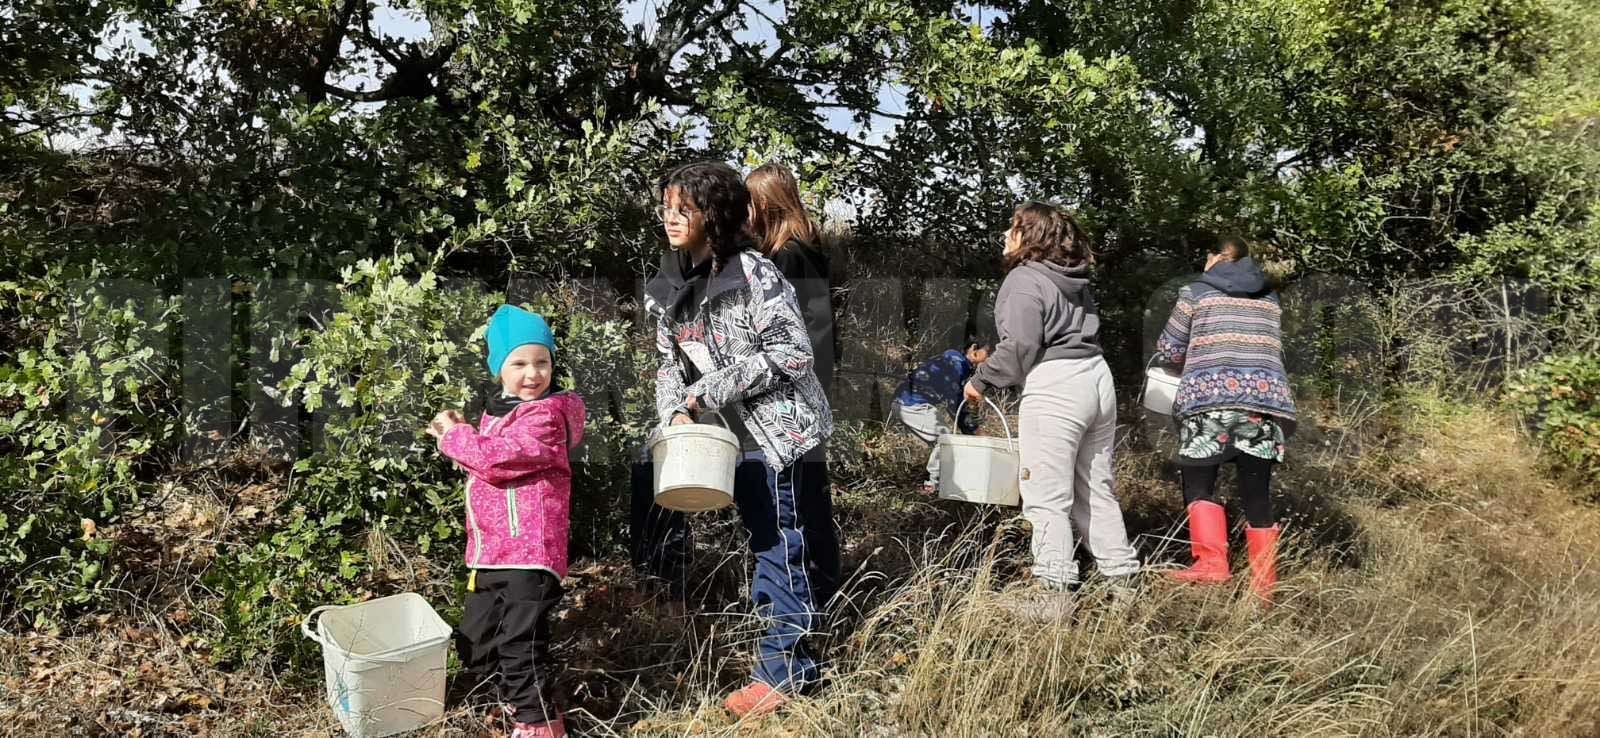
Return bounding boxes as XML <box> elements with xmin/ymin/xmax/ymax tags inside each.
<box><xmin>643</xmin><ymin>247</ymin><xmax>755</xmax><ymax>321</ymax></box>
<box><xmin>484</xmin><ymin>389</ymin><xmax>587</xmax><ymax>448</ymax></box>
<box><xmin>1022</xmin><ymin>259</ymin><xmax>1092</xmax><ymax>298</ymax></box>
<box><xmin>1198</xmin><ymin>257</ymin><xmax>1270</xmax><ymax>297</ymax></box>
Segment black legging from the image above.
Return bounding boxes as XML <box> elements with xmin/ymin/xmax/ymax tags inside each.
<box><xmin>1181</xmin><ymin>454</ymin><xmax>1275</xmax><ymax>528</ymax></box>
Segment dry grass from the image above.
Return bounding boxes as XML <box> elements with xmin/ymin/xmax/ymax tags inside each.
<box><xmin>4</xmin><ymin>396</ymin><xmax>1600</xmax><ymax>737</ymax></box>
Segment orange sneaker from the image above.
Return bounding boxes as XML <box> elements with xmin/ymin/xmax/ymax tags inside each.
<box><xmin>723</xmin><ymin>681</ymin><xmax>789</xmax><ymax>718</ymax></box>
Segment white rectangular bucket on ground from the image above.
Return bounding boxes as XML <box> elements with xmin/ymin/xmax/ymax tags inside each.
<box><xmin>937</xmin><ymin>435</ymin><xmax>1021</xmax><ymax>505</ymax></box>
<box><xmin>937</xmin><ymin>397</ymin><xmax>1022</xmax><ymax>506</ymax></box>
<box><xmin>302</xmin><ymin>593</ymin><xmax>452</xmax><ymax>738</ymax></box>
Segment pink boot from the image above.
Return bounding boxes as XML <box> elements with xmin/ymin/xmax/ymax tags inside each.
<box><xmin>510</xmin><ymin>717</ymin><xmax>565</xmax><ymax>738</ymax></box>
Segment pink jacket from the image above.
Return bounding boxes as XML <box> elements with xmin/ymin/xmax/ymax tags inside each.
<box><xmin>438</xmin><ymin>391</ymin><xmax>586</xmax><ymax>577</ymax></box>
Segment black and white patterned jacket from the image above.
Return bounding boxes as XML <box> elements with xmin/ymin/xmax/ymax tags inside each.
<box><xmin>644</xmin><ymin>249</ymin><xmax>833</xmax><ymax>470</ymax></box>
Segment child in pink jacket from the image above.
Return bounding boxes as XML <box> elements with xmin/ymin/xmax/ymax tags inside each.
<box><xmin>426</xmin><ymin>304</ymin><xmax>586</xmax><ymax>738</ymax></box>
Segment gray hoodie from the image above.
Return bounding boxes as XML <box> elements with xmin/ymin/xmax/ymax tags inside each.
<box><xmin>973</xmin><ymin>260</ymin><xmax>1103</xmax><ymax>392</ymax></box>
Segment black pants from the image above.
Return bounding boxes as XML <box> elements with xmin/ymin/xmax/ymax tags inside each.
<box><xmin>629</xmin><ymin>447</ymin><xmax>842</xmax><ymax>606</ymax></box>
<box><xmin>1180</xmin><ymin>454</ymin><xmax>1275</xmax><ymax>528</ymax></box>
<box><xmin>455</xmin><ymin>569</ymin><xmax>563</xmax><ymax>724</ymax></box>
<box><xmin>630</xmin><ymin>459</ymin><xmax>691</xmax><ymax>592</ymax></box>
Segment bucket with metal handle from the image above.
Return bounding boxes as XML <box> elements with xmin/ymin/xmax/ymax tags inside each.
<box><xmin>649</xmin><ymin>410</ymin><xmax>739</xmax><ymax>512</ymax></box>
<box><xmin>936</xmin><ymin>397</ymin><xmax>1021</xmax><ymax>506</ymax></box>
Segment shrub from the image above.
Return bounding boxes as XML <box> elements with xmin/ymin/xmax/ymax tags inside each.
<box><xmin>1509</xmin><ymin>353</ymin><xmax>1600</xmax><ymax>486</ymax></box>
<box><xmin>0</xmin><ymin>266</ymin><xmax>187</xmax><ymax>625</ymax></box>
<box><xmin>205</xmin><ymin>255</ymin><xmax>495</xmax><ymax>663</ymax></box>
<box><xmin>521</xmin><ymin>286</ymin><xmax>654</xmax><ymax>558</ymax></box>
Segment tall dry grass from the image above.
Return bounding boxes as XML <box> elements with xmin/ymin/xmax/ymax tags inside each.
<box><xmin>4</xmin><ymin>398</ymin><xmax>1598</xmax><ymax>737</ymax></box>
<box><xmin>608</xmin><ymin>398</ymin><xmax>1600</xmax><ymax>738</ymax></box>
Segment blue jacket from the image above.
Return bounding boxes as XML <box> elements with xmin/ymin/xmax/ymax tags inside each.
<box><xmin>895</xmin><ymin>349</ymin><xmax>978</xmax><ymax>433</ymax></box>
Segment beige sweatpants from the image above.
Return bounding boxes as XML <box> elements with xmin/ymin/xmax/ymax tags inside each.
<box><xmin>1018</xmin><ymin>356</ymin><xmax>1140</xmax><ymax>585</ymax></box>
<box><xmin>893</xmin><ymin>400</ymin><xmax>947</xmax><ymax>485</ymax></box>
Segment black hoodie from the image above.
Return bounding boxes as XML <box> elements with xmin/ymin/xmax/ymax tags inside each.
<box><xmin>767</xmin><ymin>239</ymin><xmax>835</xmax><ymax>399</ymax></box>
<box><xmin>973</xmin><ymin>259</ymin><xmax>1103</xmax><ymax>392</ymax></box>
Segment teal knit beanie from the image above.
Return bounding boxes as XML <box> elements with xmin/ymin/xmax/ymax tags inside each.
<box><xmin>485</xmin><ymin>304</ymin><xmax>556</xmax><ymax>377</ymax></box>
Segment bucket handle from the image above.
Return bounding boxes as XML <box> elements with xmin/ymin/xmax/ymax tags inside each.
<box><xmin>698</xmin><ymin>408</ymin><xmax>729</xmax><ymax>429</ymax></box>
<box><xmin>1145</xmin><ymin>351</ymin><xmax>1182</xmax><ymax>377</ymax></box>
<box><xmin>1142</xmin><ymin>353</ymin><xmax>1180</xmax><ymax>388</ymax></box>
<box><xmin>665</xmin><ymin>405</ymin><xmax>729</xmax><ymax>429</ymax></box>
<box><xmin>663</xmin><ymin>404</ymin><xmax>727</xmax><ymax>431</ymax></box>
<box><xmin>300</xmin><ymin>605</ymin><xmax>336</xmax><ymax>647</ymax></box>
<box><xmin>954</xmin><ymin>396</ymin><xmax>1014</xmax><ymax>445</ymax></box>
<box><xmin>301</xmin><ymin>604</ymin><xmax>422</xmax><ymax>664</ymax></box>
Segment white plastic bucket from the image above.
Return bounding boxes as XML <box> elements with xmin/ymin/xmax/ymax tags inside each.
<box><xmin>1142</xmin><ymin>364</ymin><xmax>1181</xmax><ymax>416</ymax></box>
<box><xmin>650</xmin><ymin>413</ymin><xmax>739</xmax><ymax>512</ymax></box>
<box><xmin>301</xmin><ymin>593</ymin><xmax>452</xmax><ymax>738</ymax></box>
<box><xmin>937</xmin><ymin>397</ymin><xmax>1021</xmax><ymax>506</ymax></box>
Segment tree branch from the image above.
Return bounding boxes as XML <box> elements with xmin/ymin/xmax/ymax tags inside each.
<box><xmin>300</xmin><ymin>0</ymin><xmax>363</xmax><ymax>103</ymax></box>
<box><xmin>304</xmin><ymin>0</ymin><xmax>459</xmax><ymax>105</ymax></box>
<box><xmin>322</xmin><ymin>40</ymin><xmax>458</xmax><ymax>104</ymax></box>
<box><xmin>743</xmin><ymin>0</ymin><xmax>783</xmax><ymax>30</ymax></box>
<box><xmin>683</xmin><ymin>0</ymin><xmax>744</xmax><ymax>51</ymax></box>
<box><xmin>812</xmin><ymin>102</ymin><xmax>913</xmax><ymax>121</ymax></box>
<box><xmin>761</xmin><ymin>39</ymin><xmax>792</xmax><ymax>70</ymax></box>
<box><xmin>356</xmin><ymin>10</ymin><xmax>408</xmax><ymax>69</ymax></box>
<box><xmin>322</xmin><ymin>0</ymin><xmax>362</xmax><ymax>67</ymax></box>
<box><xmin>1271</xmin><ymin>149</ymin><xmax>1315</xmax><ymax>177</ymax></box>
<box><xmin>810</xmin><ymin>122</ymin><xmax>893</xmax><ymax>159</ymax></box>
<box><xmin>654</xmin><ymin>0</ymin><xmax>743</xmax><ymax>61</ymax></box>
<box><xmin>322</xmin><ymin>82</ymin><xmax>394</xmax><ymax>103</ymax></box>
<box><xmin>426</xmin><ymin>38</ymin><xmax>458</xmax><ymax>67</ymax></box>
<box><xmin>2</xmin><ymin>108</ymin><xmax>121</xmax><ymax>138</ymax></box>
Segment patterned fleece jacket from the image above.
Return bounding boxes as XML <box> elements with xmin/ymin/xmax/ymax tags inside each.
<box><xmin>438</xmin><ymin>391</ymin><xmax>586</xmax><ymax>577</ymax></box>
<box><xmin>1155</xmin><ymin>257</ymin><xmax>1296</xmax><ymax>425</ymax></box>
<box><xmin>644</xmin><ymin>249</ymin><xmax>833</xmax><ymax>471</ymax></box>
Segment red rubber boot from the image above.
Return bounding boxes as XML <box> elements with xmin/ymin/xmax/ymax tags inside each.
<box><xmin>1169</xmin><ymin>501</ymin><xmax>1231</xmax><ymax>584</ymax></box>
<box><xmin>1245</xmin><ymin>524</ymin><xmax>1280</xmax><ymax>607</ymax></box>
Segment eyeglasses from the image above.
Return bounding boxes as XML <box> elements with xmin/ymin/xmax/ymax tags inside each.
<box><xmin>655</xmin><ymin>205</ymin><xmax>702</xmax><ymax>223</ymax></box>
